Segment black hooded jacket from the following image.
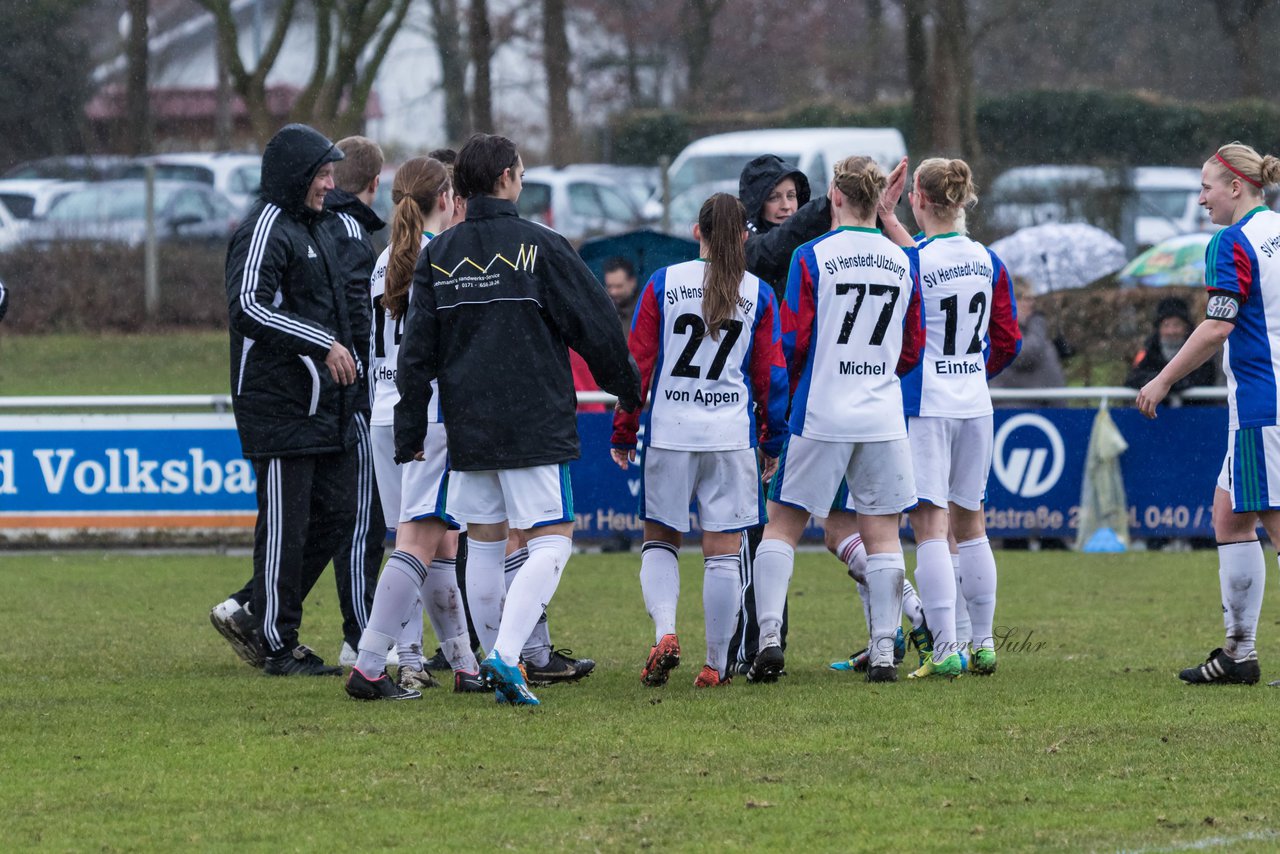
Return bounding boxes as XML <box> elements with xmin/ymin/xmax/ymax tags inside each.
<box><xmin>323</xmin><ymin>188</ymin><xmax>386</xmax><ymax>415</ymax></box>
<box><xmin>225</xmin><ymin>123</ymin><xmax>355</xmax><ymax>458</ymax></box>
<box><xmin>394</xmin><ymin>195</ymin><xmax>641</xmax><ymax>471</ymax></box>
<box><xmin>738</xmin><ymin>154</ymin><xmax>833</xmax><ymax>298</ymax></box>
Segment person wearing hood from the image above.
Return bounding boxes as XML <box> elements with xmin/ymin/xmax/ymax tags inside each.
<box><xmin>209</xmin><ymin>123</ymin><xmax>359</xmax><ymax>677</ymax></box>
<box><xmin>322</xmin><ymin>135</ymin><xmax>397</xmax><ymax>672</ymax></box>
<box><xmin>1125</xmin><ymin>296</ymin><xmax>1217</xmax><ymax>399</ymax></box>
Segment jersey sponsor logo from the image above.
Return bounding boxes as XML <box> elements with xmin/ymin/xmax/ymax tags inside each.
<box><xmin>430</xmin><ymin>244</ymin><xmax>539</xmax><ymax>278</ymax></box>
<box><xmin>922</xmin><ymin>259</ymin><xmax>992</xmax><ymax>289</ymax></box>
<box><xmin>823</xmin><ymin>252</ymin><xmax>906</xmax><ymax>278</ymax></box>
<box><xmin>993</xmin><ymin>413</ymin><xmax>1064</xmax><ymax>498</ymax></box>
<box><xmin>838</xmin><ymin>360</ymin><xmax>887</xmax><ymax>376</ymax></box>
<box><xmin>1258</xmin><ymin>233</ymin><xmax>1280</xmax><ymax>258</ymax></box>
<box><xmin>1206</xmin><ymin>294</ymin><xmax>1240</xmax><ymax>321</ymax></box>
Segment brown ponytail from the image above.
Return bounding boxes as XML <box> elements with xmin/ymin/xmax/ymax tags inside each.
<box><xmin>832</xmin><ymin>156</ymin><xmax>887</xmax><ymax>220</ymax></box>
<box><xmin>385</xmin><ymin>157</ymin><xmax>450</xmax><ymax>320</ymax></box>
<box><xmin>697</xmin><ymin>193</ymin><xmax>747</xmax><ymax>340</ymax></box>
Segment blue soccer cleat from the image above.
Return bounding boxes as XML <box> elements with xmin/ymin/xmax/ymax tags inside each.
<box><xmin>481</xmin><ymin>651</ymin><xmax>540</xmax><ymax>706</ymax></box>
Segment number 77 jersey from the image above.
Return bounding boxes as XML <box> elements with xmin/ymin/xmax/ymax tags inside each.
<box><xmin>612</xmin><ymin>259</ymin><xmax>790</xmax><ymax>455</ymax></box>
<box><xmin>783</xmin><ymin>226</ymin><xmax>925</xmax><ymax>442</ymax></box>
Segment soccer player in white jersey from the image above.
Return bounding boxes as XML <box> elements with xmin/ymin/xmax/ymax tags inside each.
<box><xmin>611</xmin><ymin>193</ymin><xmax>790</xmax><ymax>688</ymax></box>
<box><xmin>751</xmin><ymin>156</ymin><xmax>925</xmax><ymax>684</ymax></box>
<box><xmin>345</xmin><ymin>157</ymin><xmax>482</xmax><ymax>700</ymax></box>
<box><xmin>894</xmin><ymin>158</ymin><xmax>1021</xmax><ymax>679</ymax></box>
<box><xmin>1138</xmin><ymin>141</ymin><xmax>1280</xmax><ymax>686</ymax></box>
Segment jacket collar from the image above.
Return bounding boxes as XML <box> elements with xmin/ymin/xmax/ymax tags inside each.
<box><xmin>324</xmin><ymin>188</ymin><xmax>386</xmax><ymax>232</ymax></box>
<box><xmin>466</xmin><ymin>195</ymin><xmax>519</xmax><ymax>220</ymax></box>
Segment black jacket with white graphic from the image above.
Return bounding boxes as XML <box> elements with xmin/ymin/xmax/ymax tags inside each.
<box><xmin>394</xmin><ymin>195</ymin><xmax>641</xmax><ymax>471</ymax></box>
<box><xmin>323</xmin><ymin>188</ymin><xmax>386</xmax><ymax>416</ymax></box>
<box><xmin>225</xmin><ymin>123</ymin><xmax>356</xmax><ymax>459</ymax></box>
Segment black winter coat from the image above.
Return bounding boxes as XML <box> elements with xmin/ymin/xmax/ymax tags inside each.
<box><xmin>1124</xmin><ymin>333</ymin><xmax>1218</xmax><ymax>398</ymax></box>
<box><xmin>225</xmin><ymin>123</ymin><xmax>355</xmax><ymax>459</ymax></box>
<box><xmin>394</xmin><ymin>196</ymin><xmax>642</xmax><ymax>471</ymax></box>
<box><xmin>738</xmin><ymin>154</ymin><xmax>832</xmax><ymax>298</ymax></box>
<box><xmin>323</xmin><ymin>188</ymin><xmax>386</xmax><ymax>415</ymax></box>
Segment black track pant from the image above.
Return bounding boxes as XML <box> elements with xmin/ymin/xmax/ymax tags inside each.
<box><xmin>248</xmin><ymin>449</ymin><xmax>356</xmax><ymax>656</ymax></box>
<box><xmin>729</xmin><ymin>523</ymin><xmax>789</xmax><ymax>669</ymax></box>
<box><xmin>331</xmin><ymin>414</ymin><xmax>385</xmax><ymax>649</ymax></box>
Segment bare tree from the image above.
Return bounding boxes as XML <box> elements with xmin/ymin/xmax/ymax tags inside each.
<box><xmin>196</xmin><ymin>0</ymin><xmax>298</xmax><ymax>143</ymax></box>
<box><xmin>125</xmin><ymin>0</ymin><xmax>152</xmax><ymax>155</ymax></box>
<box><xmin>426</xmin><ymin>0</ymin><xmax>470</xmax><ymax>142</ymax></box>
<box><xmin>543</xmin><ymin>0</ymin><xmax>575</xmax><ymax>164</ymax></box>
<box><xmin>1211</xmin><ymin>0</ymin><xmax>1276</xmax><ymax>98</ymax></box>
<box><xmin>904</xmin><ymin>0</ymin><xmax>932</xmax><ymax>151</ymax></box>
<box><xmin>470</xmin><ymin>0</ymin><xmax>494</xmax><ymax>131</ymax></box>
<box><xmin>682</xmin><ymin>0</ymin><xmax>725</xmax><ymax>109</ymax></box>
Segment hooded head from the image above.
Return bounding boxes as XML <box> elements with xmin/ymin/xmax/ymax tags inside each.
<box><xmin>738</xmin><ymin>154</ymin><xmax>810</xmax><ymax>233</ymax></box>
<box><xmin>1154</xmin><ymin>296</ymin><xmax>1193</xmax><ymax>357</ymax></box>
<box><xmin>259</xmin><ymin>124</ymin><xmax>344</xmax><ymax>218</ymax></box>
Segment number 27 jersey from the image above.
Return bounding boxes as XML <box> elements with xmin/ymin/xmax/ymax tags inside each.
<box><xmin>783</xmin><ymin>226</ymin><xmax>924</xmax><ymax>442</ymax></box>
<box><xmin>611</xmin><ymin>259</ymin><xmax>789</xmax><ymax>455</ymax></box>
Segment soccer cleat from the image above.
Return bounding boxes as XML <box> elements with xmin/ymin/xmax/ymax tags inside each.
<box><xmin>746</xmin><ymin>640</ymin><xmax>785</xmax><ymax>684</ymax></box>
<box><xmin>970</xmin><ymin>647</ymin><xmax>997</xmax><ymax>676</ymax></box>
<box><xmin>480</xmin><ymin>651</ymin><xmax>540</xmax><ymax>705</ymax></box>
<box><xmin>893</xmin><ymin>627</ymin><xmax>906</xmax><ymax>666</ymax></box>
<box><xmin>209</xmin><ymin>599</ymin><xmax>264</xmax><ymax>668</ymax></box>
<box><xmin>866</xmin><ymin>664</ymin><xmax>899</xmax><ymax>683</ymax></box>
<box><xmin>453</xmin><ymin>669</ymin><xmax>488</xmax><ymax>693</ymax></box>
<box><xmin>524</xmin><ymin>649</ymin><xmax>596</xmax><ymax>685</ymax></box>
<box><xmin>1178</xmin><ymin>648</ymin><xmax>1259</xmax><ymax>685</ymax></box>
<box><xmin>958</xmin><ymin>648</ymin><xmax>970</xmax><ymax>672</ymax></box>
<box><xmin>346</xmin><ymin>667</ymin><xmax>422</xmax><ymax>700</ymax></box>
<box><xmin>425</xmin><ymin>648</ymin><xmax>451</xmax><ymax>672</ymax></box>
<box><xmin>908</xmin><ymin>652</ymin><xmax>964</xmax><ymax>680</ymax></box>
<box><xmin>694</xmin><ymin>665</ymin><xmax>731</xmax><ymax>688</ymax></box>
<box><xmin>398</xmin><ymin>666</ymin><xmax>440</xmax><ymax>690</ymax></box>
<box><xmin>262</xmin><ymin>645</ymin><xmax>343</xmax><ymax>677</ymax></box>
<box><xmin>641</xmin><ymin>634</ymin><xmax>682</xmax><ymax>687</ymax></box>
<box><xmin>908</xmin><ymin>624</ymin><xmax>934</xmax><ymax>667</ymax></box>
<box><xmin>830</xmin><ymin>647</ymin><xmax>870</xmax><ymax>672</ymax></box>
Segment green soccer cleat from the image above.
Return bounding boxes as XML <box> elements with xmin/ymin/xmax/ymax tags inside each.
<box><xmin>970</xmin><ymin>647</ymin><xmax>997</xmax><ymax>675</ymax></box>
<box><xmin>908</xmin><ymin>624</ymin><xmax>934</xmax><ymax>668</ymax></box>
<box><xmin>907</xmin><ymin>652</ymin><xmax>963</xmax><ymax>680</ymax></box>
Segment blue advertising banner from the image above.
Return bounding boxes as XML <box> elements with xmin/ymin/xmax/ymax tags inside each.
<box><xmin>0</xmin><ymin>407</ymin><xmax>1229</xmax><ymax>539</ymax></box>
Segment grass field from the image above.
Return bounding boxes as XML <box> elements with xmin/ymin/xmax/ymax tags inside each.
<box><xmin>0</xmin><ymin>331</ymin><xmax>228</xmax><ymax>396</ymax></box>
<box><xmin>4</xmin><ymin>548</ymin><xmax>1280</xmax><ymax>852</ymax></box>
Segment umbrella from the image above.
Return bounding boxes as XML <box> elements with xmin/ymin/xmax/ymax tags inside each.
<box><xmin>1117</xmin><ymin>232</ymin><xmax>1213</xmax><ymax>287</ymax></box>
<box><xmin>989</xmin><ymin>223</ymin><xmax>1127</xmax><ymax>294</ymax></box>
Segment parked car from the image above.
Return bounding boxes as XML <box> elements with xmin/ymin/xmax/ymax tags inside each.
<box><xmin>26</xmin><ymin>180</ymin><xmax>240</xmax><ymax>248</ymax></box>
<box><xmin>0</xmin><ymin>198</ymin><xmax>22</xmax><ymax>251</ymax></box>
<box><xmin>120</xmin><ymin>152</ymin><xmax>262</xmax><ymax>213</ymax></box>
<box><xmin>1131</xmin><ymin>166</ymin><xmax>1213</xmax><ymax>248</ymax></box>
<box><xmin>560</xmin><ymin>164</ymin><xmax>660</xmax><ymax>212</ymax></box>
<box><xmin>0</xmin><ymin>179</ymin><xmax>85</xmax><ymax>222</ymax></box>
<box><xmin>3</xmin><ymin>155</ymin><xmax>130</xmax><ymax>182</ymax></box>
<box><xmin>982</xmin><ymin>165</ymin><xmax>1111</xmax><ymax>234</ymax></box>
<box><xmin>664</xmin><ymin>179</ymin><xmax>739</xmax><ymax>238</ymax></box>
<box><xmin>646</xmin><ymin>127</ymin><xmax>908</xmax><ymax>219</ymax></box>
<box><xmin>517</xmin><ymin>167</ymin><xmax>644</xmax><ymax>242</ymax></box>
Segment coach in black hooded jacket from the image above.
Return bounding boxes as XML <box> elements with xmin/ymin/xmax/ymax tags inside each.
<box><xmin>220</xmin><ymin>123</ymin><xmax>358</xmax><ymax>676</ymax></box>
<box><xmin>739</xmin><ymin>154</ymin><xmax>832</xmax><ymax>298</ymax></box>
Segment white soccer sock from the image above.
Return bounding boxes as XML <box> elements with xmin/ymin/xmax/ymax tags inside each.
<box><xmin>865</xmin><ymin>552</ymin><xmax>906</xmax><ymax>667</ymax></box>
<box><xmin>856</xmin><ymin>580</ymin><xmax>872</xmax><ymax>636</ymax></box>
<box><xmin>395</xmin><ymin>601</ymin><xmax>424</xmax><ymax>671</ymax></box>
<box><xmin>422</xmin><ymin>557</ymin><xmax>470</xmax><ymax>670</ymax></box>
<box><xmin>442</xmin><ymin>633</ymin><xmax>479</xmax><ymax>673</ymax></box>
<box><xmin>957</xmin><ymin>536</ymin><xmax>998</xmax><ymax>651</ymax></box>
<box><xmin>913</xmin><ymin>539</ymin><xmax>957</xmax><ymax>663</ymax></box>
<box><xmin>355</xmin><ymin>550</ymin><xmax>428</xmax><ymax>675</ymax></box>
<box><xmin>1218</xmin><ymin>540</ymin><xmax>1266</xmax><ymax>659</ymax></box>
<box><xmin>505</xmin><ymin>547</ymin><xmax>551</xmax><ymax>667</ymax></box>
<box><xmin>464</xmin><ymin>538</ymin><xmax>508</xmax><ymax>656</ymax></box>
<box><xmin>493</xmin><ymin>534</ymin><xmax>573</xmax><ymax>666</ymax></box>
<box><xmin>703</xmin><ymin>553</ymin><xmax>741</xmax><ymax>678</ymax></box>
<box><xmin>753</xmin><ymin>539</ymin><xmax>795</xmax><ymax>642</ymax></box>
<box><xmin>952</xmin><ymin>552</ymin><xmax>972</xmax><ymax>649</ymax></box>
<box><xmin>902</xmin><ymin>577</ymin><xmax>926</xmax><ymax>630</ymax></box>
<box><xmin>640</xmin><ymin>541</ymin><xmax>680</xmax><ymax>642</ymax></box>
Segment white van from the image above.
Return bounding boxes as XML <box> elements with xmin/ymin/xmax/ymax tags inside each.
<box><xmin>1131</xmin><ymin>167</ymin><xmax>1213</xmax><ymax>248</ymax></box>
<box><xmin>648</xmin><ymin>127</ymin><xmax>908</xmax><ymax>219</ymax></box>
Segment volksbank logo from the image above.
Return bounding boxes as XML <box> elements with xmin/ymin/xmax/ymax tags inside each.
<box><xmin>993</xmin><ymin>414</ymin><xmax>1064</xmax><ymax>498</ymax></box>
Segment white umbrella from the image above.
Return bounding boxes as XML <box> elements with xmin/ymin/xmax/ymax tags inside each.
<box><xmin>990</xmin><ymin>223</ymin><xmax>1127</xmax><ymax>294</ymax></box>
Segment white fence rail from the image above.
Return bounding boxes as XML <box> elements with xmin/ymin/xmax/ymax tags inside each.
<box><xmin>0</xmin><ymin>387</ymin><xmax>1230</xmax><ymax>411</ymax></box>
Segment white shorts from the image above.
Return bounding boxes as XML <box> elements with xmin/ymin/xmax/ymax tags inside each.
<box><xmin>908</xmin><ymin>415</ymin><xmax>993</xmax><ymax>512</ymax></box>
<box><xmin>1217</xmin><ymin>426</ymin><xmax>1280</xmax><ymax>512</ymax></box>
<box><xmin>771</xmin><ymin>433</ymin><xmax>916</xmax><ymax>517</ymax></box>
<box><xmin>641</xmin><ymin>446</ymin><xmax>764</xmax><ymax>533</ymax></box>
<box><xmin>448</xmin><ymin>463</ymin><xmax>574</xmax><ymax>530</ymax></box>
<box><xmin>371</xmin><ymin>423</ymin><xmax>452</xmax><ymax>528</ymax></box>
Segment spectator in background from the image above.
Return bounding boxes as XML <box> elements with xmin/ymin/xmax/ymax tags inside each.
<box><xmin>1125</xmin><ymin>297</ymin><xmax>1217</xmax><ymax>400</ymax></box>
<box><xmin>603</xmin><ymin>256</ymin><xmax>640</xmax><ymax>335</ymax></box>
<box><xmin>990</xmin><ymin>280</ymin><xmax>1066</xmax><ymax>407</ymax></box>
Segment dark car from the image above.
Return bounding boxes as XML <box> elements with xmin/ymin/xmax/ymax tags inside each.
<box><xmin>3</xmin><ymin>155</ymin><xmax>131</xmax><ymax>182</ymax></box>
<box><xmin>25</xmin><ymin>179</ymin><xmax>241</xmax><ymax>248</ymax></box>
